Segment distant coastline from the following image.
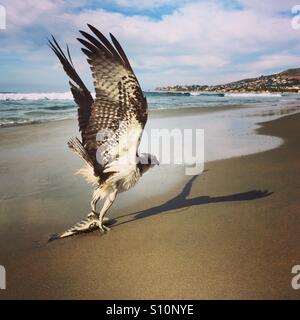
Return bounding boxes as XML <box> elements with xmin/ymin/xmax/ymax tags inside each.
<box><xmin>156</xmin><ymin>68</ymin><xmax>300</xmax><ymax>94</ymax></box>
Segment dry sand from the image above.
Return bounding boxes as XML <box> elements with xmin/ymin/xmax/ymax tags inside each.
<box><xmin>0</xmin><ymin>112</ymin><xmax>300</xmax><ymax>299</ymax></box>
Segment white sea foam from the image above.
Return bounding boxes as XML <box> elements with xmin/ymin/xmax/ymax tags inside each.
<box><xmin>224</xmin><ymin>92</ymin><xmax>282</xmax><ymax>97</ymax></box>
<box><xmin>0</xmin><ymin>91</ymin><xmax>283</xmax><ymax>101</ymax></box>
<box><xmin>0</xmin><ymin>92</ymin><xmax>97</xmax><ymax>101</ymax></box>
<box><xmin>189</xmin><ymin>92</ymin><xmax>224</xmax><ymax>97</ymax></box>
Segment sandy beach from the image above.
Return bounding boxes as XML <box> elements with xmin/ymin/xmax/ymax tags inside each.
<box><xmin>2</xmin><ymin>0</ymin><xmax>300</xmax><ymax>304</ymax></box>
<box><xmin>0</xmin><ymin>105</ymin><xmax>300</xmax><ymax>299</ymax></box>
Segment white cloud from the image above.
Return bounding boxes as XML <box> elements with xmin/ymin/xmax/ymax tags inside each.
<box><xmin>239</xmin><ymin>0</ymin><xmax>297</xmax><ymax>14</ymax></box>
<box><xmin>243</xmin><ymin>54</ymin><xmax>300</xmax><ymax>74</ymax></box>
<box><xmin>1</xmin><ymin>0</ymin><xmax>300</xmax><ymax>89</ymax></box>
<box><xmin>60</xmin><ymin>1</ymin><xmax>300</xmax><ymax>86</ymax></box>
<box><xmin>132</xmin><ymin>54</ymin><xmax>228</xmax><ymax>69</ymax></box>
<box><xmin>2</xmin><ymin>0</ymin><xmax>61</xmax><ymax>28</ymax></box>
<box><xmin>66</xmin><ymin>2</ymin><xmax>296</xmax><ymax>54</ymax></box>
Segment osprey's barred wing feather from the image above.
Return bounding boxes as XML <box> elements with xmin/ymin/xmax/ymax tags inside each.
<box><xmin>77</xmin><ymin>25</ymin><xmax>148</xmax><ymax>173</ymax></box>
<box><xmin>48</xmin><ymin>37</ymin><xmax>94</xmax><ymax>135</ymax></box>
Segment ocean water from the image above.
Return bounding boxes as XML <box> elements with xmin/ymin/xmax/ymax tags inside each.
<box><xmin>0</xmin><ymin>91</ymin><xmax>299</xmax><ymax>128</ymax></box>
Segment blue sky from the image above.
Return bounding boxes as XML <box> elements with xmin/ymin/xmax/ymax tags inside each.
<box><xmin>0</xmin><ymin>0</ymin><xmax>299</xmax><ymax>92</ymax></box>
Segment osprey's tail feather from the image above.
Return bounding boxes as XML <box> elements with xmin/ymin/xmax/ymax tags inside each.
<box><xmin>76</xmin><ymin>166</ymin><xmax>99</xmax><ymax>186</ymax></box>
<box><xmin>68</xmin><ymin>137</ymin><xmax>100</xmax><ymax>185</ymax></box>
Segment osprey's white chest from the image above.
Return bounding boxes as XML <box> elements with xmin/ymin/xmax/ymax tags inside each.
<box><xmin>117</xmin><ymin>169</ymin><xmax>141</xmax><ymax>192</ymax></box>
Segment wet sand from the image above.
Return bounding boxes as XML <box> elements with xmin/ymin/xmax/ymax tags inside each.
<box><xmin>0</xmin><ymin>111</ymin><xmax>300</xmax><ymax>299</ymax></box>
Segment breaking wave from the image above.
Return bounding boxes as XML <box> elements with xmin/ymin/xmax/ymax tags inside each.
<box><xmin>0</xmin><ymin>92</ymin><xmax>88</xmax><ymax>101</ymax></box>
<box><xmin>0</xmin><ymin>91</ymin><xmax>283</xmax><ymax>101</ymax></box>
<box><xmin>224</xmin><ymin>92</ymin><xmax>282</xmax><ymax>97</ymax></box>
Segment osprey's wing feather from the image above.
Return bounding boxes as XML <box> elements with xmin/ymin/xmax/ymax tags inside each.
<box><xmin>78</xmin><ymin>25</ymin><xmax>148</xmax><ymax>175</ymax></box>
<box><xmin>48</xmin><ymin>37</ymin><xmax>94</xmax><ymax>136</ymax></box>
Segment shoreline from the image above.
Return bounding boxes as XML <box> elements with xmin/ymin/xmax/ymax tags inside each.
<box><xmin>0</xmin><ymin>104</ymin><xmax>249</xmax><ymax>129</ymax></box>
<box><xmin>155</xmin><ymin>90</ymin><xmax>300</xmax><ymax>94</ymax></box>
<box><xmin>0</xmin><ymin>109</ymin><xmax>300</xmax><ymax>298</ymax></box>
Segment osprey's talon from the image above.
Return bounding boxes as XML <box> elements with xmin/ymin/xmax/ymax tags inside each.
<box><xmin>103</xmin><ymin>224</ymin><xmax>111</xmax><ymax>231</ymax></box>
<box><xmin>88</xmin><ymin>212</ymin><xmax>109</xmax><ymax>224</ymax></box>
<box><xmin>97</xmin><ymin>220</ymin><xmax>110</xmax><ymax>233</ymax></box>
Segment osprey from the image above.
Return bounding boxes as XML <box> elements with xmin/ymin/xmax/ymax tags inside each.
<box><xmin>49</xmin><ymin>25</ymin><xmax>159</xmax><ymax>240</ymax></box>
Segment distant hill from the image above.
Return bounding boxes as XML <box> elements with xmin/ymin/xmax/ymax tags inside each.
<box><xmin>156</xmin><ymin>68</ymin><xmax>300</xmax><ymax>93</ymax></box>
<box><xmin>279</xmin><ymin>68</ymin><xmax>300</xmax><ymax>79</ymax></box>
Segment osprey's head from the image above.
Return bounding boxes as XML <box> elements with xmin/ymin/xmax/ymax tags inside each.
<box><xmin>138</xmin><ymin>153</ymin><xmax>159</xmax><ymax>175</ymax></box>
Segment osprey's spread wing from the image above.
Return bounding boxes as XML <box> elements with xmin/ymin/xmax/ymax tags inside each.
<box><xmin>78</xmin><ymin>25</ymin><xmax>148</xmax><ymax>175</ymax></box>
<box><xmin>48</xmin><ymin>37</ymin><xmax>94</xmax><ymax>133</ymax></box>
<box><xmin>49</xmin><ymin>25</ymin><xmax>148</xmax><ymax>178</ymax></box>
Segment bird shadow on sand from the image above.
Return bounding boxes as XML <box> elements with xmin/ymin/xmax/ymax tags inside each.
<box><xmin>109</xmin><ymin>174</ymin><xmax>273</xmax><ymax>228</ymax></box>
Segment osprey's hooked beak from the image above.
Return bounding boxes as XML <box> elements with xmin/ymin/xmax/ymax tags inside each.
<box><xmin>154</xmin><ymin>158</ymin><xmax>159</xmax><ymax>166</ymax></box>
